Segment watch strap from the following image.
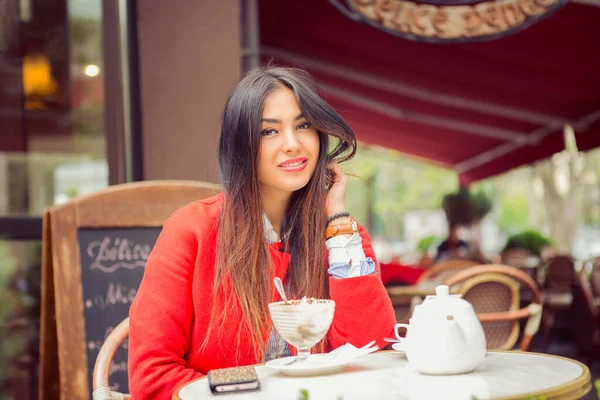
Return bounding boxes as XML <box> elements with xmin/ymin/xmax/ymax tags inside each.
<box><xmin>325</xmin><ymin>218</ymin><xmax>358</xmax><ymax>240</ymax></box>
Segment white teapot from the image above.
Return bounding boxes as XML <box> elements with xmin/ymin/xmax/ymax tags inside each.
<box><xmin>394</xmin><ymin>285</ymin><xmax>486</xmax><ymax>375</ymax></box>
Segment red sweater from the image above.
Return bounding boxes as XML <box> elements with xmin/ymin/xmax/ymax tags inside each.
<box><xmin>128</xmin><ymin>193</ymin><xmax>396</xmax><ymax>399</ymax></box>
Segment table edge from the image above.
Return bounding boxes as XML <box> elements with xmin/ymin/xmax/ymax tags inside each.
<box><xmin>172</xmin><ymin>350</ymin><xmax>592</xmax><ymax>400</ymax></box>
<box><xmin>489</xmin><ymin>351</ymin><xmax>591</xmax><ymax>400</ymax></box>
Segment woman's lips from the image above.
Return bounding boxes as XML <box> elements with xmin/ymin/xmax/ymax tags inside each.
<box><xmin>278</xmin><ymin>158</ymin><xmax>308</xmax><ymax>172</ymax></box>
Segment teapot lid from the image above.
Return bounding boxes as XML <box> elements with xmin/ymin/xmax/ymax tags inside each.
<box><xmin>418</xmin><ymin>285</ymin><xmax>469</xmax><ymax>316</ymax></box>
<box><xmin>436</xmin><ymin>285</ymin><xmax>450</xmax><ymax>297</ymax></box>
<box><xmin>425</xmin><ymin>285</ymin><xmax>462</xmax><ymax>300</ymax></box>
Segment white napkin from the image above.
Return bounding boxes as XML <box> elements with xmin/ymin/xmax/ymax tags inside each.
<box><xmin>298</xmin><ymin>342</ymin><xmax>379</xmax><ymax>367</ymax></box>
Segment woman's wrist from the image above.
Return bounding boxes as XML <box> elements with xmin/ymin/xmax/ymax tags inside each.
<box><xmin>326</xmin><ymin>211</ymin><xmax>350</xmax><ymax>226</ymax></box>
<box><xmin>326</xmin><ymin>208</ymin><xmax>350</xmax><ymax>227</ymax></box>
<box><xmin>326</xmin><ymin>206</ymin><xmax>346</xmax><ymax>218</ymax></box>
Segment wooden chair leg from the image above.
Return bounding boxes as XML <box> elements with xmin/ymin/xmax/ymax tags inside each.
<box><xmin>589</xmin><ymin>328</ymin><xmax>600</xmax><ymax>367</ymax></box>
<box><xmin>542</xmin><ymin>308</ymin><xmax>555</xmax><ymax>349</ymax></box>
<box><xmin>520</xmin><ymin>335</ymin><xmax>533</xmax><ymax>352</ymax></box>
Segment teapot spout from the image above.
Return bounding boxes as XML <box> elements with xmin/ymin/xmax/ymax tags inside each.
<box><xmin>444</xmin><ymin>315</ymin><xmax>468</xmax><ymax>354</ymax></box>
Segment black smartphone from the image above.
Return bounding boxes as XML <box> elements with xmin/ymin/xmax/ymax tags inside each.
<box><xmin>207</xmin><ymin>365</ymin><xmax>260</xmax><ymax>394</ymax></box>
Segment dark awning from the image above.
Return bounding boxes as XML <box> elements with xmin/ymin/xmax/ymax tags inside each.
<box><xmin>259</xmin><ymin>0</ymin><xmax>600</xmax><ymax>183</ymax></box>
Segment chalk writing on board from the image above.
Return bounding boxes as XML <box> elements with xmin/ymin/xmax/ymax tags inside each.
<box><xmin>79</xmin><ymin>227</ymin><xmax>161</xmax><ymax>397</ymax></box>
<box><xmin>110</xmin><ymin>361</ymin><xmax>128</xmax><ymax>376</ymax></box>
<box><xmin>87</xmin><ymin>236</ymin><xmax>151</xmax><ymax>273</ymax></box>
<box><xmin>109</xmin><ymin>361</ymin><xmax>128</xmax><ymax>390</ymax></box>
<box><xmin>90</xmin><ymin>282</ymin><xmax>137</xmax><ymax>309</ymax></box>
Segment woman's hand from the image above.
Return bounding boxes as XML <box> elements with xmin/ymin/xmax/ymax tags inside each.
<box><xmin>325</xmin><ymin>162</ymin><xmax>348</xmax><ymax>217</ymax></box>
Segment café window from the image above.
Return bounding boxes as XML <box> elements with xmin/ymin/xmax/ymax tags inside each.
<box><xmin>0</xmin><ymin>0</ymin><xmax>136</xmax><ymax>397</ymax></box>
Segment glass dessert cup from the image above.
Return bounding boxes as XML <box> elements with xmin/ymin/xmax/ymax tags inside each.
<box><xmin>268</xmin><ymin>299</ymin><xmax>335</xmax><ymax>363</ymax></box>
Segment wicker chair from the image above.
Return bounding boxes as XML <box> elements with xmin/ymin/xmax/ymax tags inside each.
<box><xmin>408</xmin><ymin>259</ymin><xmax>482</xmax><ymax>313</ymax></box>
<box><xmin>445</xmin><ymin>265</ymin><xmax>543</xmax><ymax>351</ymax></box>
<box><xmin>540</xmin><ymin>255</ymin><xmax>577</xmax><ymax>348</ymax></box>
<box><xmin>390</xmin><ymin>296</ymin><xmax>413</xmax><ymax>324</ymax></box>
<box><xmin>501</xmin><ymin>248</ymin><xmax>540</xmax><ymax>283</ymax></box>
<box><xmin>501</xmin><ymin>247</ymin><xmax>539</xmax><ymax>265</ymax></box>
<box><xmin>501</xmin><ymin>248</ymin><xmax>542</xmax><ymax>307</ymax></box>
<box><xmin>417</xmin><ymin>259</ymin><xmax>481</xmax><ymax>284</ymax></box>
<box><xmin>92</xmin><ymin>318</ymin><xmax>130</xmax><ymax>400</ymax></box>
<box><xmin>586</xmin><ymin>256</ymin><xmax>600</xmax><ymax>297</ymax></box>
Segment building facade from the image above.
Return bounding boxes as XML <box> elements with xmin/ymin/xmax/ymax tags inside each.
<box><xmin>0</xmin><ymin>1</ymin><xmax>244</xmax><ymax>397</ymax></box>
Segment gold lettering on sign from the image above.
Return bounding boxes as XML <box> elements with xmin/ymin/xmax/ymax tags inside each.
<box><xmin>477</xmin><ymin>2</ymin><xmax>508</xmax><ymax>30</ymax></box>
<box><xmin>462</xmin><ymin>9</ymin><xmax>482</xmax><ymax>34</ymax></box>
<box><xmin>375</xmin><ymin>0</ymin><xmax>397</xmax><ymax>20</ymax></box>
<box><xmin>375</xmin><ymin>0</ymin><xmax>401</xmax><ymax>27</ymax></box>
<box><xmin>502</xmin><ymin>2</ymin><xmax>526</xmax><ymax>26</ymax></box>
<box><xmin>437</xmin><ymin>9</ymin><xmax>465</xmax><ymax>38</ymax></box>
<box><xmin>536</xmin><ymin>0</ymin><xmax>558</xmax><ymax>7</ymax></box>
<box><xmin>391</xmin><ymin>2</ymin><xmax>413</xmax><ymax>33</ymax></box>
<box><xmin>432</xmin><ymin>10</ymin><xmax>449</xmax><ymax>33</ymax></box>
<box><xmin>348</xmin><ymin>0</ymin><xmax>561</xmax><ymax>41</ymax></box>
<box><xmin>412</xmin><ymin>6</ymin><xmax>427</xmax><ymax>34</ymax></box>
<box><xmin>457</xmin><ymin>10</ymin><xmax>472</xmax><ymax>38</ymax></box>
<box><xmin>414</xmin><ymin>6</ymin><xmax>438</xmax><ymax>37</ymax></box>
<box><xmin>518</xmin><ymin>0</ymin><xmax>544</xmax><ymax>16</ymax></box>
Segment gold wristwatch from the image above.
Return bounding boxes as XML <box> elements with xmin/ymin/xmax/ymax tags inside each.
<box><xmin>325</xmin><ymin>218</ymin><xmax>358</xmax><ymax>240</ymax></box>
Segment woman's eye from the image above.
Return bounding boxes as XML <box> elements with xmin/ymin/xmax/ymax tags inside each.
<box><xmin>297</xmin><ymin>121</ymin><xmax>311</xmax><ymax>130</ymax></box>
<box><xmin>260</xmin><ymin>129</ymin><xmax>277</xmax><ymax>136</ymax></box>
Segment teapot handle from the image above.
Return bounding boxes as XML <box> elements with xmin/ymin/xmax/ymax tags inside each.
<box><xmin>394</xmin><ymin>323</ymin><xmax>410</xmax><ymax>342</ymax></box>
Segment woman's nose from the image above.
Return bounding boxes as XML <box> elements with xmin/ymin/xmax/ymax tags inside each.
<box><xmin>283</xmin><ymin>130</ymin><xmax>300</xmax><ymax>152</ymax></box>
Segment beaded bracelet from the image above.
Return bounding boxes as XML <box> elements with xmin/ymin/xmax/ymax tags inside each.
<box><xmin>326</xmin><ymin>212</ymin><xmax>350</xmax><ymax>226</ymax></box>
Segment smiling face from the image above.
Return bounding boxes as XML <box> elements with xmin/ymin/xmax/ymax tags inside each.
<box><xmin>257</xmin><ymin>87</ymin><xmax>320</xmax><ymax>198</ymax></box>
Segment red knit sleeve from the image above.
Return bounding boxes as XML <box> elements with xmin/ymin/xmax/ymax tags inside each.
<box><xmin>128</xmin><ymin>207</ymin><xmax>204</xmax><ymax>399</ymax></box>
<box><xmin>326</xmin><ymin>224</ymin><xmax>396</xmax><ymax>350</ymax></box>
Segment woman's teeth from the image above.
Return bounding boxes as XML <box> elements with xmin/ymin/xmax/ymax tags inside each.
<box><xmin>281</xmin><ymin>161</ymin><xmax>304</xmax><ymax>167</ymax></box>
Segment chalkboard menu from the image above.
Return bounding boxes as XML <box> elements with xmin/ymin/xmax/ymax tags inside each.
<box><xmin>78</xmin><ymin>227</ymin><xmax>161</xmax><ymax>396</ymax></box>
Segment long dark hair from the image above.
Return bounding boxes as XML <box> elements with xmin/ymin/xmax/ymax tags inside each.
<box><xmin>205</xmin><ymin>66</ymin><xmax>356</xmax><ymax>360</ymax></box>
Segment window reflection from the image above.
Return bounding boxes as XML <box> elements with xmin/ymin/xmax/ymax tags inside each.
<box><xmin>0</xmin><ymin>1</ymin><xmax>110</xmax><ymax>398</ymax></box>
<box><xmin>0</xmin><ymin>0</ymin><xmax>108</xmax><ymax>218</ymax></box>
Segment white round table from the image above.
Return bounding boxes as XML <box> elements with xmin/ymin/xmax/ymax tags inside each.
<box><xmin>174</xmin><ymin>351</ymin><xmax>591</xmax><ymax>400</ymax></box>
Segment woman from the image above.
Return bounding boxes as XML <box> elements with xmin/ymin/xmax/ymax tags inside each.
<box><xmin>128</xmin><ymin>67</ymin><xmax>396</xmax><ymax>398</ymax></box>
<box><xmin>434</xmin><ymin>223</ymin><xmax>471</xmax><ymax>263</ymax></box>
<box><xmin>434</xmin><ymin>223</ymin><xmax>485</xmax><ymax>264</ymax></box>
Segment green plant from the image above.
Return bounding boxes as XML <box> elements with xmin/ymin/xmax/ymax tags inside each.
<box><xmin>416</xmin><ymin>236</ymin><xmax>442</xmax><ymax>254</ymax></box>
<box><xmin>0</xmin><ymin>242</ymin><xmax>28</xmax><ymax>394</ymax></box>
<box><xmin>503</xmin><ymin>230</ymin><xmax>554</xmax><ymax>256</ymax></box>
<box><xmin>442</xmin><ymin>187</ymin><xmax>493</xmax><ymax>227</ymax></box>
<box><xmin>298</xmin><ymin>389</ymin><xmax>309</xmax><ymax>400</ymax></box>
<box><xmin>595</xmin><ymin>379</ymin><xmax>600</xmax><ymax>399</ymax></box>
